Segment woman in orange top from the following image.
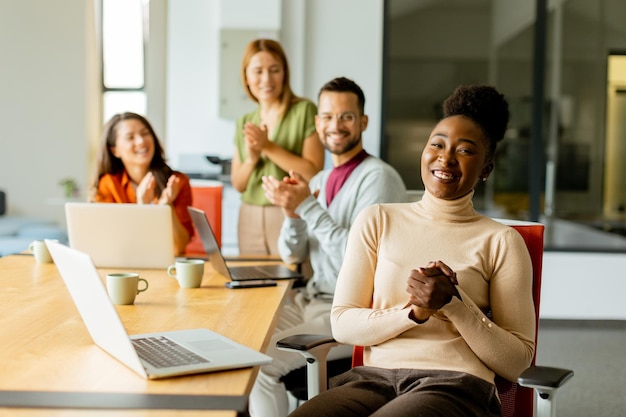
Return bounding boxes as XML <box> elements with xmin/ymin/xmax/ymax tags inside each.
<box><xmin>90</xmin><ymin>112</ymin><xmax>193</xmax><ymax>255</ymax></box>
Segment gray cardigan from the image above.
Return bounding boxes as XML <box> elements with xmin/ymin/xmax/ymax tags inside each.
<box><xmin>278</xmin><ymin>155</ymin><xmax>407</xmax><ymax>298</ymax></box>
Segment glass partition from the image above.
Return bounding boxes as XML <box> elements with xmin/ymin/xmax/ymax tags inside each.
<box><xmin>384</xmin><ymin>0</ymin><xmax>626</xmax><ymax>250</ymax></box>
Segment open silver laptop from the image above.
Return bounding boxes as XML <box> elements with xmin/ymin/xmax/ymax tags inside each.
<box><xmin>45</xmin><ymin>239</ymin><xmax>272</xmax><ymax>380</ymax></box>
<box><xmin>187</xmin><ymin>206</ymin><xmax>303</xmax><ymax>281</ymax></box>
<box><xmin>65</xmin><ymin>202</ymin><xmax>175</xmax><ymax>269</ymax></box>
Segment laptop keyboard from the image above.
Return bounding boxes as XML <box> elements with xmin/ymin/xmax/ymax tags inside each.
<box><xmin>131</xmin><ymin>336</ymin><xmax>210</xmax><ymax>369</ymax></box>
<box><xmin>229</xmin><ymin>266</ymin><xmax>271</xmax><ymax>279</ymax></box>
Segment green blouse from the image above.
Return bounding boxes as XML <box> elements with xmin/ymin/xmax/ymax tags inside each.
<box><xmin>234</xmin><ymin>99</ymin><xmax>318</xmax><ymax>205</ymax></box>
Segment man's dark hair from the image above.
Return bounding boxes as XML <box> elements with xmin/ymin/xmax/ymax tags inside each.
<box><xmin>318</xmin><ymin>77</ymin><xmax>366</xmax><ymax>114</ymax></box>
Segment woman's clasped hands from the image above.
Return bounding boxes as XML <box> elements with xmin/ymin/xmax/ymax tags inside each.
<box><xmin>406</xmin><ymin>260</ymin><xmax>460</xmax><ymax>323</ymax></box>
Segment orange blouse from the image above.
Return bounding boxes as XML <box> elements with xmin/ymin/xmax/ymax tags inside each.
<box><xmin>95</xmin><ymin>171</ymin><xmax>194</xmax><ymax>238</ymax></box>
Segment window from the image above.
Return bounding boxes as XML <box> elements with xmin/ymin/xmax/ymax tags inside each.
<box><xmin>101</xmin><ymin>0</ymin><xmax>147</xmax><ymax>121</ymax></box>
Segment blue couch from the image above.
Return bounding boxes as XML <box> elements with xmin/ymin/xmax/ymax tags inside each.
<box><xmin>0</xmin><ymin>191</ymin><xmax>68</xmax><ymax>256</ymax></box>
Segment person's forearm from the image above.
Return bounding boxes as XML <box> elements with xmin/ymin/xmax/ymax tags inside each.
<box><xmin>262</xmin><ymin>142</ymin><xmax>320</xmax><ymax>180</ymax></box>
<box><xmin>296</xmin><ymin>197</ymin><xmax>350</xmax><ymax>265</ymax></box>
<box><xmin>332</xmin><ymin>304</ymin><xmax>418</xmax><ymax>347</ymax></box>
<box><xmin>277</xmin><ymin>217</ymin><xmax>309</xmax><ymax>264</ymax></box>
<box><xmin>231</xmin><ymin>159</ymin><xmax>257</xmax><ymax>192</ymax></box>
<box><xmin>442</xmin><ymin>289</ymin><xmax>535</xmax><ymax>381</ymax></box>
<box><xmin>171</xmin><ymin>212</ymin><xmax>190</xmax><ymax>255</ymax></box>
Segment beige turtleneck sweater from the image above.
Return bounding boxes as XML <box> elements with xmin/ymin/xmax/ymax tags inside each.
<box><xmin>331</xmin><ymin>190</ymin><xmax>536</xmax><ymax>384</ymax></box>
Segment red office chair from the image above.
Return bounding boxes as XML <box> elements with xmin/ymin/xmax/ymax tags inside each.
<box><xmin>185</xmin><ymin>182</ymin><xmax>223</xmax><ymax>254</ymax></box>
<box><xmin>277</xmin><ymin>220</ymin><xmax>574</xmax><ymax>417</ymax></box>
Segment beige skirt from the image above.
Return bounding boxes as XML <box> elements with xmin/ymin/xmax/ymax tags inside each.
<box><xmin>237</xmin><ymin>202</ymin><xmax>285</xmax><ymax>256</ymax></box>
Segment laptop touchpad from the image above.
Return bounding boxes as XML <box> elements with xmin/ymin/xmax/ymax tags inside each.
<box><xmin>188</xmin><ymin>339</ymin><xmax>234</xmax><ymax>352</ymax></box>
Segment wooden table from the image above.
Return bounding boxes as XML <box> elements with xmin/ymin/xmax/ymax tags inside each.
<box><xmin>0</xmin><ymin>253</ymin><xmax>292</xmax><ymax>416</ymax></box>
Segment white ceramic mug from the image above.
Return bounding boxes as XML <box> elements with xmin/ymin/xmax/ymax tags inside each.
<box><xmin>106</xmin><ymin>273</ymin><xmax>149</xmax><ymax>305</ymax></box>
<box><xmin>167</xmin><ymin>259</ymin><xmax>205</xmax><ymax>288</ymax></box>
<box><xmin>29</xmin><ymin>240</ymin><xmax>55</xmax><ymax>264</ymax></box>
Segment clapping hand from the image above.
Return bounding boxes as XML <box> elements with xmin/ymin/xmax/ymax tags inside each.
<box><xmin>158</xmin><ymin>175</ymin><xmax>181</xmax><ymax>205</ymax></box>
<box><xmin>136</xmin><ymin>172</ymin><xmax>157</xmax><ymax>204</ymax></box>
<box><xmin>243</xmin><ymin>122</ymin><xmax>269</xmax><ymax>163</ymax></box>
<box><xmin>262</xmin><ymin>170</ymin><xmax>312</xmax><ymax>218</ymax></box>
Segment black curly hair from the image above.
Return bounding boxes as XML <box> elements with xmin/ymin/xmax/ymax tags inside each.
<box><xmin>442</xmin><ymin>84</ymin><xmax>509</xmax><ymax>159</ymax></box>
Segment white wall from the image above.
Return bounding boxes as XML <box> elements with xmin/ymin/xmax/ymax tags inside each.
<box><xmin>0</xmin><ymin>0</ymin><xmax>99</xmax><ymax>224</ymax></box>
<box><xmin>542</xmin><ymin>252</ymin><xmax>626</xmax><ymax>320</ymax></box>
<box><xmin>301</xmin><ymin>0</ymin><xmax>385</xmax><ymax>158</ymax></box>
<box><xmin>162</xmin><ymin>0</ymin><xmax>385</xmax><ymax>170</ymax></box>
<box><xmin>163</xmin><ymin>0</ymin><xmax>223</xmax><ymax>165</ymax></box>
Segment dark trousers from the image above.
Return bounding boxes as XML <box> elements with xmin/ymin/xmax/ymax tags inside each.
<box><xmin>288</xmin><ymin>367</ymin><xmax>501</xmax><ymax>417</ymax></box>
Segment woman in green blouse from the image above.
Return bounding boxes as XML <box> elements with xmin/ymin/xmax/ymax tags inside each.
<box><xmin>231</xmin><ymin>39</ymin><xmax>324</xmax><ymax>255</ymax></box>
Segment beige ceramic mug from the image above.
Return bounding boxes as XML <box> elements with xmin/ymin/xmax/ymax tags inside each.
<box><xmin>29</xmin><ymin>239</ymin><xmax>55</xmax><ymax>264</ymax></box>
<box><xmin>167</xmin><ymin>259</ymin><xmax>205</xmax><ymax>288</ymax></box>
<box><xmin>106</xmin><ymin>273</ymin><xmax>149</xmax><ymax>305</ymax></box>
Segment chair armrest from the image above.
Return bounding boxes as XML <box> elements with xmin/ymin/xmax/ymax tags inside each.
<box><xmin>277</xmin><ymin>334</ymin><xmax>339</xmax><ymax>399</ymax></box>
<box><xmin>276</xmin><ymin>334</ymin><xmax>337</xmax><ymax>351</ymax></box>
<box><xmin>518</xmin><ymin>365</ymin><xmax>574</xmax><ymax>390</ymax></box>
<box><xmin>518</xmin><ymin>365</ymin><xmax>574</xmax><ymax>417</ymax></box>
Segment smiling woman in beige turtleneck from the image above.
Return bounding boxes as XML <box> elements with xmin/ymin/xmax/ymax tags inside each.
<box><xmin>289</xmin><ymin>85</ymin><xmax>535</xmax><ymax>417</ymax></box>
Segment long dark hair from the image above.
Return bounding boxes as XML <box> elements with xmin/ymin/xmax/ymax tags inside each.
<box><xmin>91</xmin><ymin>112</ymin><xmax>173</xmax><ymax>200</ymax></box>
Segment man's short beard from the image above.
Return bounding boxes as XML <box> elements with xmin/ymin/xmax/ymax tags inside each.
<box><xmin>324</xmin><ymin>133</ymin><xmax>361</xmax><ymax>156</ymax></box>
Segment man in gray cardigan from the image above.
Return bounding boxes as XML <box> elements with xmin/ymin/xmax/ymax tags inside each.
<box><xmin>251</xmin><ymin>77</ymin><xmax>407</xmax><ymax>417</ymax></box>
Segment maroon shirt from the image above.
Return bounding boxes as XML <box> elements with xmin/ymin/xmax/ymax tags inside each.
<box><xmin>326</xmin><ymin>150</ymin><xmax>369</xmax><ymax>206</ymax></box>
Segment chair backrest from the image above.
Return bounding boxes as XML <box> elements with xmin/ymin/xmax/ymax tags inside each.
<box><xmin>495</xmin><ymin>221</ymin><xmax>543</xmax><ymax>417</ymax></box>
<box><xmin>351</xmin><ymin>220</ymin><xmax>544</xmax><ymax>417</ymax></box>
<box><xmin>185</xmin><ymin>183</ymin><xmax>223</xmax><ymax>254</ymax></box>
<box><xmin>0</xmin><ymin>190</ymin><xmax>5</xmax><ymax>215</ymax></box>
